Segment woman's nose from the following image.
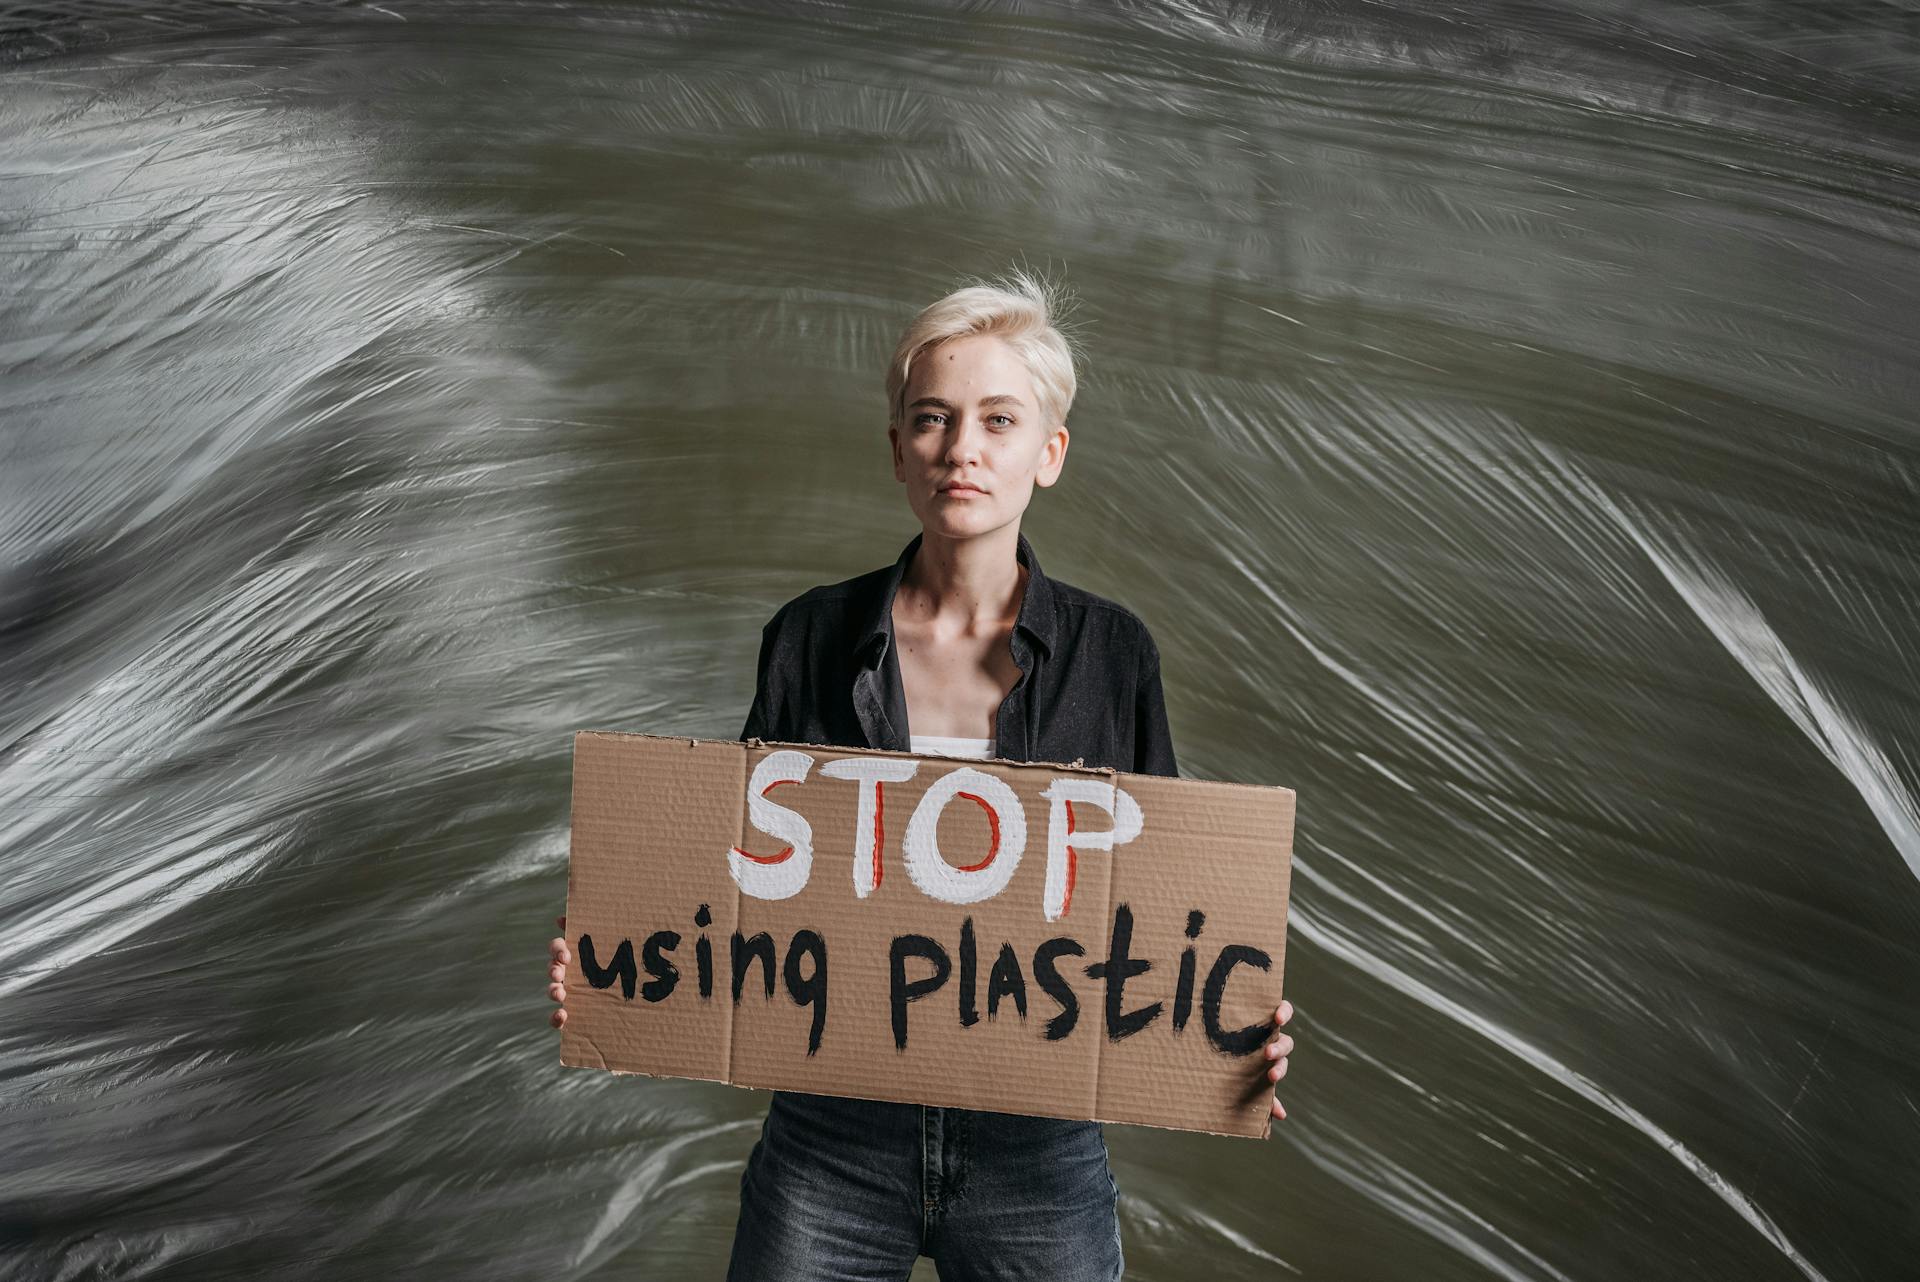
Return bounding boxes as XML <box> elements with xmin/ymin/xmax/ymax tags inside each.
<box><xmin>944</xmin><ymin>417</ymin><xmax>984</xmax><ymax>465</ymax></box>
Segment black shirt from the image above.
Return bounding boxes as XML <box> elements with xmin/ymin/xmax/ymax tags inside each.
<box><xmin>739</xmin><ymin>531</ymin><xmax>1178</xmax><ymax>779</ymax></box>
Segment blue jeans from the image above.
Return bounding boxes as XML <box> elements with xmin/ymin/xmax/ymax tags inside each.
<box><xmin>727</xmin><ymin>1091</ymin><xmax>1124</xmax><ymax>1281</ymax></box>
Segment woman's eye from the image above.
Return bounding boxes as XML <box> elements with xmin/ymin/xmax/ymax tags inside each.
<box><xmin>914</xmin><ymin>413</ymin><xmax>944</xmax><ymax>427</ymax></box>
<box><xmin>988</xmin><ymin>414</ymin><xmax>1014</xmax><ymax>428</ymax></box>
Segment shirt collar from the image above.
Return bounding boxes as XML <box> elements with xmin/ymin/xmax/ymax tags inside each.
<box><xmin>856</xmin><ymin>530</ymin><xmax>1058</xmax><ymax>667</ymax></box>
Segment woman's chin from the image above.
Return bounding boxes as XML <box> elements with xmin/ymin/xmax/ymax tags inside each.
<box><xmin>922</xmin><ymin>509</ymin><xmax>1005</xmax><ymax>541</ymax></box>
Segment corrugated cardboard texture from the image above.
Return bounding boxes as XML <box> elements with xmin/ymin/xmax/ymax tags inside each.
<box><xmin>561</xmin><ymin>731</ymin><xmax>1295</xmax><ymax>1139</ymax></box>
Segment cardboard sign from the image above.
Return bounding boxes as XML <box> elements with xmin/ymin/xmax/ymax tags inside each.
<box><xmin>560</xmin><ymin>731</ymin><xmax>1296</xmax><ymax>1138</ymax></box>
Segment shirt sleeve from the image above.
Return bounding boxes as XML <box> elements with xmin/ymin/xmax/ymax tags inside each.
<box><xmin>738</xmin><ymin>606</ymin><xmax>783</xmax><ymax>742</ymax></box>
<box><xmin>1132</xmin><ymin>624</ymin><xmax>1179</xmax><ymax>778</ymax></box>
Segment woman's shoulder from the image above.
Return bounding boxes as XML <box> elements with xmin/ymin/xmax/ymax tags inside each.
<box><xmin>1046</xmin><ymin>574</ymin><xmax>1153</xmax><ymax>626</ymax></box>
<box><xmin>757</xmin><ymin>560</ymin><xmax>893</xmax><ymax>638</ymax></box>
<box><xmin>1037</xmin><ymin>571</ymin><xmax>1166</xmax><ymax>662</ymax></box>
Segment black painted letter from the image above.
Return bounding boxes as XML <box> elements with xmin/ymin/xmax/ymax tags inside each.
<box><xmin>1032</xmin><ymin>936</ymin><xmax>1086</xmax><ymax>1041</ymax></box>
<box><xmin>1084</xmin><ymin>903</ymin><xmax>1162</xmax><ymax>1041</ymax></box>
<box><xmin>959</xmin><ymin>917</ymin><xmax>980</xmax><ymax>1028</ymax></box>
<box><xmin>783</xmin><ymin>929</ymin><xmax>828</xmax><ymax>1055</ymax></box>
<box><xmin>640</xmin><ymin>930</ymin><xmax>680</xmax><ymax>1002</ymax></box>
<box><xmin>731</xmin><ymin>931</ymin><xmax>777</xmax><ymax>1003</ymax></box>
<box><xmin>889</xmin><ymin>934</ymin><xmax>951</xmax><ymax>1050</ymax></box>
<box><xmin>578</xmin><ymin>934</ymin><xmax>636</xmax><ymax>1000</ymax></box>
<box><xmin>1201</xmin><ymin>944</ymin><xmax>1273</xmax><ymax>1056</ymax></box>
<box><xmin>1173</xmin><ymin>909</ymin><xmax>1205</xmax><ymax>1032</ymax></box>
<box><xmin>694</xmin><ymin>903</ymin><xmax>714</xmax><ymax>999</ymax></box>
<box><xmin>986</xmin><ymin>943</ymin><xmax>1028</xmax><ymax>1020</ymax></box>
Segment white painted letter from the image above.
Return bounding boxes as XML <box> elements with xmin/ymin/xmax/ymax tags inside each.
<box><xmin>1039</xmin><ymin>779</ymin><xmax>1142</xmax><ymax>922</ymax></box>
<box><xmin>729</xmin><ymin>749</ymin><xmax>816</xmax><ymax>900</ymax></box>
<box><xmin>819</xmin><ymin>756</ymin><xmax>921</xmax><ymax>897</ymax></box>
<box><xmin>902</xmin><ymin>766</ymin><xmax>1027</xmax><ymax>905</ymax></box>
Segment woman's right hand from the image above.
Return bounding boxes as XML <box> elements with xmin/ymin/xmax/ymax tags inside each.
<box><xmin>548</xmin><ymin>914</ymin><xmax>570</xmax><ymax>1029</ymax></box>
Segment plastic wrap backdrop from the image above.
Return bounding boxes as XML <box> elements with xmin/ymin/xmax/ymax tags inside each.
<box><xmin>2</xmin><ymin>2</ymin><xmax>1916</xmax><ymax>1279</ymax></box>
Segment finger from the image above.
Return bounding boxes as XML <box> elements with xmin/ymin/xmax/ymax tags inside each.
<box><xmin>550</xmin><ymin>938</ymin><xmax>570</xmax><ymax>964</ymax></box>
<box><xmin>548</xmin><ymin>981</ymin><xmax>566</xmax><ymax>1004</ymax></box>
<box><xmin>551</xmin><ymin>1007</ymin><xmax>567</xmax><ymax>1029</ymax></box>
<box><xmin>1264</xmin><ymin>1034</ymin><xmax>1294</xmax><ymax>1059</ymax></box>
<box><xmin>1270</xmin><ymin>1096</ymin><xmax>1287</xmax><ymax>1121</ymax></box>
<box><xmin>1268</xmin><ymin>1057</ymin><xmax>1289</xmax><ymax>1083</ymax></box>
<box><xmin>549</xmin><ymin>961</ymin><xmax>566</xmax><ymax>984</ymax></box>
<box><xmin>1277</xmin><ymin>998</ymin><xmax>1293</xmax><ymax>1025</ymax></box>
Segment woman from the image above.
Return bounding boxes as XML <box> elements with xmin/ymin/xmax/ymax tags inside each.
<box><xmin>548</xmin><ymin>272</ymin><xmax>1295</xmax><ymax>1280</ymax></box>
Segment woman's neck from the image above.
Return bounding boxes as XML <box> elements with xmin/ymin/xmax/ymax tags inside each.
<box><xmin>897</xmin><ymin>525</ymin><xmax>1027</xmax><ymax>635</ymax></box>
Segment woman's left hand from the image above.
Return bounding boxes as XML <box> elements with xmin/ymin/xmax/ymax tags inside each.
<box><xmin>1264</xmin><ymin>999</ymin><xmax>1295</xmax><ymax>1120</ymax></box>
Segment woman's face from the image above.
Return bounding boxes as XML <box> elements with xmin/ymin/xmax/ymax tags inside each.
<box><xmin>889</xmin><ymin>334</ymin><xmax>1069</xmax><ymax>543</ymax></box>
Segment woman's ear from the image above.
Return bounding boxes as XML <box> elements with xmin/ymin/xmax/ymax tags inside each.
<box><xmin>888</xmin><ymin>422</ymin><xmax>905</xmax><ymax>482</ymax></box>
<box><xmin>1036</xmin><ymin>423</ymin><xmax>1070</xmax><ymax>488</ymax></box>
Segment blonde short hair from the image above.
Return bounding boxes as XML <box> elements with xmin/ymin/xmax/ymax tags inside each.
<box><xmin>885</xmin><ymin>270</ymin><xmax>1078</xmax><ymax>429</ymax></box>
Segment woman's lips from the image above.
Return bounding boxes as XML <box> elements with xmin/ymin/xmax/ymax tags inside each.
<box><xmin>939</xmin><ymin>484</ymin><xmax>986</xmax><ymax>497</ymax></box>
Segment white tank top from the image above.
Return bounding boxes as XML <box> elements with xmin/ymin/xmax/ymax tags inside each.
<box><xmin>908</xmin><ymin>734</ymin><xmax>995</xmax><ymax>760</ymax></box>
